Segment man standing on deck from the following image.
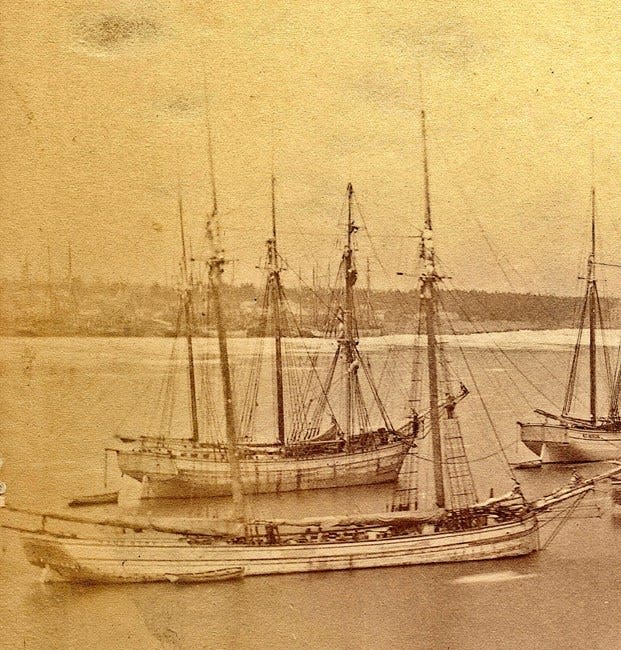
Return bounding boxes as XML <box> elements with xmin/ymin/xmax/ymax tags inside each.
<box><xmin>445</xmin><ymin>393</ymin><xmax>456</xmax><ymax>419</ymax></box>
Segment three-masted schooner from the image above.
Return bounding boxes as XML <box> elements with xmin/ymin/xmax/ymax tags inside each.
<box><xmin>520</xmin><ymin>189</ymin><xmax>621</xmax><ymax>462</ymax></box>
<box><xmin>4</xmin><ymin>110</ymin><xmax>617</xmax><ymax>584</ymax></box>
<box><xmin>0</xmin><ymin>457</ymin><xmax>5</xmax><ymax>508</ymax></box>
<box><xmin>110</xmin><ymin>171</ymin><xmax>413</xmax><ymax>498</ymax></box>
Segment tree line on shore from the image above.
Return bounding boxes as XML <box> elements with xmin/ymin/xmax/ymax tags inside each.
<box><xmin>1</xmin><ymin>278</ymin><xmax>619</xmax><ymax>337</ymax></box>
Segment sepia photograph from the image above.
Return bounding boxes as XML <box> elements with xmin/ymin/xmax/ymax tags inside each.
<box><xmin>1</xmin><ymin>2</ymin><xmax>620</xmax><ymax>648</ymax></box>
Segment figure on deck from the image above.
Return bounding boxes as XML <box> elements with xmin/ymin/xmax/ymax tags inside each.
<box><xmin>445</xmin><ymin>393</ymin><xmax>456</xmax><ymax>419</ymax></box>
<box><xmin>570</xmin><ymin>469</ymin><xmax>584</xmax><ymax>486</ymax></box>
<box><xmin>511</xmin><ymin>479</ymin><xmax>524</xmax><ymax>499</ymax></box>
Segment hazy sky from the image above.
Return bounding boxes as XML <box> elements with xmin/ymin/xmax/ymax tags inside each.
<box><xmin>1</xmin><ymin>1</ymin><xmax>620</xmax><ymax>296</ymax></box>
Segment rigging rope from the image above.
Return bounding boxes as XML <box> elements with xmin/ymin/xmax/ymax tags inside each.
<box><xmin>539</xmin><ymin>491</ymin><xmax>589</xmax><ymax>550</ymax></box>
<box><xmin>595</xmin><ymin>283</ymin><xmax>616</xmax><ymax>398</ymax></box>
<box><xmin>437</xmin><ymin>267</ymin><xmax>581</xmax><ymax>412</ymax></box>
<box><xmin>435</xmin><ymin>288</ymin><xmax>516</xmax><ymax>481</ymax></box>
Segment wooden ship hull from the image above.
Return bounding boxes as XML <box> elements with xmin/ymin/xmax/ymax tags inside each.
<box><xmin>19</xmin><ymin>514</ymin><xmax>539</xmax><ymax>584</ymax></box>
<box><xmin>520</xmin><ymin>422</ymin><xmax>621</xmax><ymax>463</ymax></box>
<box><xmin>10</xmin><ymin>464</ymin><xmax>619</xmax><ymax>584</ymax></box>
<box><xmin>113</xmin><ymin>438</ymin><xmax>411</xmax><ymax>498</ymax></box>
<box><xmin>164</xmin><ymin>567</ymin><xmax>245</xmax><ymax>583</ymax></box>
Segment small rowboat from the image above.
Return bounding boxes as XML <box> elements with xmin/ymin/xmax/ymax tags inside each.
<box><xmin>164</xmin><ymin>567</ymin><xmax>245</xmax><ymax>584</ymax></box>
<box><xmin>68</xmin><ymin>492</ymin><xmax>118</xmax><ymax>507</ymax></box>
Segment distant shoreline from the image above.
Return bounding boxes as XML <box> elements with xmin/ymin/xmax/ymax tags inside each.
<box><xmin>2</xmin><ymin>325</ymin><xmax>621</xmax><ymax>340</ymax></box>
<box><xmin>0</xmin><ymin>324</ymin><xmax>567</xmax><ymax>338</ymax></box>
<box><xmin>2</xmin><ymin>278</ymin><xmax>619</xmax><ymax>338</ymax></box>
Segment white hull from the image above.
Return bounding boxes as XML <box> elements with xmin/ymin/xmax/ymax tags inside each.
<box><xmin>114</xmin><ymin>440</ymin><xmax>410</xmax><ymax>498</ymax></box>
<box><xmin>21</xmin><ymin>515</ymin><xmax>540</xmax><ymax>583</ymax></box>
<box><xmin>519</xmin><ymin>423</ymin><xmax>621</xmax><ymax>463</ymax></box>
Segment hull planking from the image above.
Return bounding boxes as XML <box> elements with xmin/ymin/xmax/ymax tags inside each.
<box><xmin>21</xmin><ymin>514</ymin><xmax>540</xmax><ymax>584</ymax></box>
<box><xmin>114</xmin><ymin>439</ymin><xmax>410</xmax><ymax>498</ymax></box>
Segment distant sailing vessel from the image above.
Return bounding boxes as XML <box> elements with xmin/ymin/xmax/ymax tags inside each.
<box><xmin>4</xmin><ymin>110</ymin><xmax>618</xmax><ymax>584</ymax></box>
<box><xmin>111</xmin><ymin>165</ymin><xmax>413</xmax><ymax>499</ymax></box>
<box><xmin>0</xmin><ymin>457</ymin><xmax>5</xmax><ymax>508</ymax></box>
<box><xmin>520</xmin><ymin>189</ymin><xmax>621</xmax><ymax>463</ymax></box>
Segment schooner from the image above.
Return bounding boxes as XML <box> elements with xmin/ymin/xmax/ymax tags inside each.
<box><xmin>519</xmin><ymin>188</ymin><xmax>621</xmax><ymax>462</ymax></box>
<box><xmin>110</xmin><ymin>166</ymin><xmax>413</xmax><ymax>498</ymax></box>
<box><xmin>3</xmin><ymin>110</ymin><xmax>618</xmax><ymax>584</ymax></box>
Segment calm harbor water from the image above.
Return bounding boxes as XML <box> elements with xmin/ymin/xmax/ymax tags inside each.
<box><xmin>1</xmin><ymin>334</ymin><xmax>620</xmax><ymax>649</ymax></box>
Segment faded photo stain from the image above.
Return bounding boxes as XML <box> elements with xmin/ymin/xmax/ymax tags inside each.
<box><xmin>68</xmin><ymin>6</ymin><xmax>164</xmax><ymax>59</ymax></box>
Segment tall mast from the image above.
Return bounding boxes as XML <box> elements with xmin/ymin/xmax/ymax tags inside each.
<box><xmin>419</xmin><ymin>110</ymin><xmax>445</xmax><ymax>509</ymax></box>
<box><xmin>612</xmin><ymin>361</ymin><xmax>621</xmax><ymax>420</ymax></box>
<box><xmin>46</xmin><ymin>241</ymin><xmax>53</xmax><ymax>317</ymax></box>
<box><xmin>21</xmin><ymin>255</ymin><xmax>30</xmax><ymax>284</ymax></box>
<box><xmin>298</xmin><ymin>265</ymin><xmax>303</xmax><ymax>320</ymax></box>
<box><xmin>21</xmin><ymin>255</ymin><xmax>32</xmax><ymax>301</ymax></box>
<box><xmin>66</xmin><ymin>242</ymin><xmax>78</xmax><ymax>312</ymax></box>
<box><xmin>204</xmin><ymin>110</ymin><xmax>245</xmax><ymax>521</ymax></box>
<box><xmin>366</xmin><ymin>257</ymin><xmax>372</xmax><ymax>326</ymax></box>
<box><xmin>268</xmin><ymin>175</ymin><xmax>286</xmax><ymax>445</ymax></box>
<box><xmin>588</xmin><ymin>187</ymin><xmax>597</xmax><ymax>422</ymax></box>
<box><xmin>66</xmin><ymin>243</ymin><xmax>72</xmax><ymax>282</ymax></box>
<box><xmin>344</xmin><ymin>183</ymin><xmax>357</xmax><ymax>441</ymax></box>
<box><xmin>312</xmin><ymin>265</ymin><xmax>318</xmax><ymax>328</ymax></box>
<box><xmin>178</xmin><ymin>192</ymin><xmax>200</xmax><ymax>444</ymax></box>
